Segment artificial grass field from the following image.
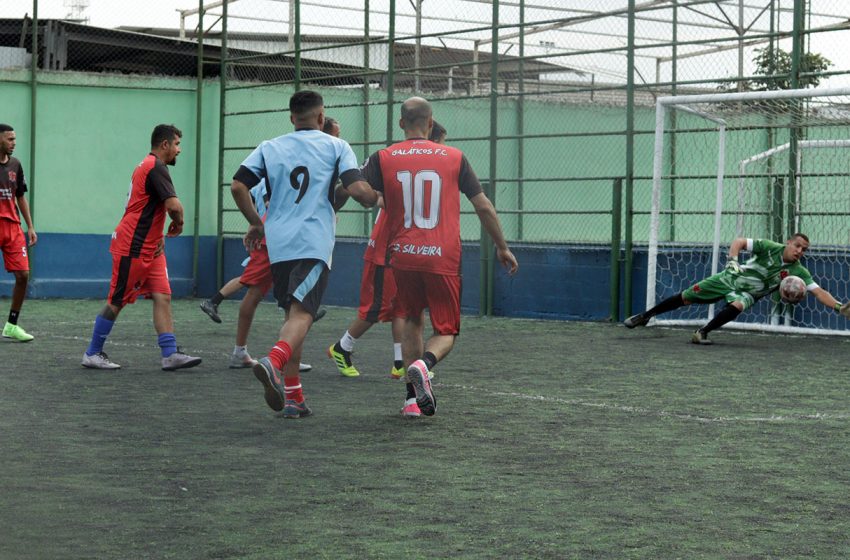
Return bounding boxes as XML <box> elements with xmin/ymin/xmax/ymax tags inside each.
<box><xmin>2</xmin><ymin>298</ymin><xmax>850</xmax><ymax>559</ymax></box>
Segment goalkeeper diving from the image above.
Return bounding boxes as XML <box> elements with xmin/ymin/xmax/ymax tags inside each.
<box><xmin>625</xmin><ymin>233</ymin><xmax>850</xmax><ymax>344</ymax></box>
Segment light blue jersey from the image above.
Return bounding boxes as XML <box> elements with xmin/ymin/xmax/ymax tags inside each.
<box><xmin>240</xmin><ymin>129</ymin><xmax>359</xmax><ymax>267</ymax></box>
<box><xmin>249</xmin><ymin>181</ymin><xmax>268</xmax><ymax>219</ymax></box>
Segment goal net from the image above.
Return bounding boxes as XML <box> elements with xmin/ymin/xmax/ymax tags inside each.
<box><xmin>647</xmin><ymin>87</ymin><xmax>850</xmax><ymax>335</ymax></box>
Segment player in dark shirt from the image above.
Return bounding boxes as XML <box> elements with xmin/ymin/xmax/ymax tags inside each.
<box><xmin>81</xmin><ymin>124</ymin><xmax>201</xmax><ymax>371</ymax></box>
<box><xmin>0</xmin><ymin>124</ymin><xmax>37</xmax><ymax>342</ymax></box>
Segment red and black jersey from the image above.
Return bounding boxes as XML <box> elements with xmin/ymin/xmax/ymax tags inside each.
<box><xmin>110</xmin><ymin>154</ymin><xmax>177</xmax><ymax>258</ymax></box>
<box><xmin>362</xmin><ymin>208</ymin><xmax>392</xmax><ymax>266</ymax></box>
<box><xmin>0</xmin><ymin>156</ymin><xmax>27</xmax><ymax>224</ymax></box>
<box><xmin>361</xmin><ymin>139</ymin><xmax>482</xmax><ymax>275</ymax></box>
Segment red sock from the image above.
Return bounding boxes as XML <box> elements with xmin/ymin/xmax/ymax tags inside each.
<box><xmin>269</xmin><ymin>340</ymin><xmax>292</xmax><ymax>370</ymax></box>
<box><xmin>284</xmin><ymin>379</ymin><xmax>303</xmax><ymax>402</ymax></box>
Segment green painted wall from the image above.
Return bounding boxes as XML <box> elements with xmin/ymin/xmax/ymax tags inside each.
<box><xmin>0</xmin><ymin>70</ymin><xmax>221</xmax><ymax>237</ymax></box>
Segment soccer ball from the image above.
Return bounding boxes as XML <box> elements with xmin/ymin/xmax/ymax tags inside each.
<box><xmin>779</xmin><ymin>275</ymin><xmax>806</xmax><ymax>304</ymax></box>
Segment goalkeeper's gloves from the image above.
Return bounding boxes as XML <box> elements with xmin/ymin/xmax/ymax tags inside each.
<box><xmin>724</xmin><ymin>256</ymin><xmax>741</xmax><ymax>274</ymax></box>
<box><xmin>838</xmin><ymin>302</ymin><xmax>850</xmax><ymax>319</ymax></box>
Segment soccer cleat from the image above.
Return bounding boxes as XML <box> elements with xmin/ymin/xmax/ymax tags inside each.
<box><xmin>199</xmin><ymin>299</ymin><xmax>221</xmax><ymax>323</ymax></box>
<box><xmin>407</xmin><ymin>359</ymin><xmax>436</xmax><ymax>416</ymax></box>
<box><xmin>282</xmin><ymin>398</ymin><xmax>312</xmax><ymax>419</ymax></box>
<box><xmin>162</xmin><ymin>350</ymin><xmax>203</xmax><ymax>371</ymax></box>
<box><xmin>81</xmin><ymin>351</ymin><xmax>121</xmax><ymax>370</ymax></box>
<box><xmin>691</xmin><ymin>329</ymin><xmax>714</xmax><ymax>345</ymax></box>
<box><xmin>253</xmin><ymin>357</ymin><xmax>284</xmax><ymax>411</ymax></box>
<box><xmin>624</xmin><ymin>313</ymin><xmax>649</xmax><ymax>329</ymax></box>
<box><xmin>229</xmin><ymin>352</ymin><xmax>256</xmax><ymax>369</ymax></box>
<box><xmin>327</xmin><ymin>343</ymin><xmax>360</xmax><ymax>377</ymax></box>
<box><xmin>401</xmin><ymin>398</ymin><xmax>421</xmax><ymax>418</ymax></box>
<box><xmin>390</xmin><ymin>366</ymin><xmax>405</xmax><ymax>379</ymax></box>
<box><xmin>3</xmin><ymin>322</ymin><xmax>34</xmax><ymax>342</ymax></box>
<box><xmin>299</xmin><ymin>362</ymin><xmax>312</xmax><ymax>372</ymax></box>
<box><xmin>314</xmin><ymin>308</ymin><xmax>327</xmax><ymax>322</ymax></box>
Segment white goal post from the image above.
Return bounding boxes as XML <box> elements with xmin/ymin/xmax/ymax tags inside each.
<box><xmin>647</xmin><ymin>86</ymin><xmax>850</xmax><ymax>335</ymax></box>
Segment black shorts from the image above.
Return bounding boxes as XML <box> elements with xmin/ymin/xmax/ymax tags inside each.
<box><xmin>271</xmin><ymin>258</ymin><xmax>329</xmax><ymax>320</ymax></box>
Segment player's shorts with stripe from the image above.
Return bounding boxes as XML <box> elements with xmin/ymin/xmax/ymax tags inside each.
<box><xmin>682</xmin><ymin>270</ymin><xmax>757</xmax><ymax>310</ymax></box>
<box><xmin>0</xmin><ymin>219</ymin><xmax>29</xmax><ymax>272</ymax></box>
<box><xmin>108</xmin><ymin>253</ymin><xmax>171</xmax><ymax>307</ymax></box>
<box><xmin>240</xmin><ymin>244</ymin><xmax>273</xmax><ymax>295</ymax></box>
<box><xmin>393</xmin><ymin>269</ymin><xmax>461</xmax><ymax>336</ymax></box>
<box><xmin>358</xmin><ymin>260</ymin><xmax>403</xmax><ymax>323</ymax></box>
<box><xmin>271</xmin><ymin>258</ymin><xmax>328</xmax><ymax>320</ymax></box>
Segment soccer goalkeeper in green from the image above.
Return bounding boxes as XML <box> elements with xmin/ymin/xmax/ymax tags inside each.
<box><xmin>625</xmin><ymin>233</ymin><xmax>850</xmax><ymax>344</ymax></box>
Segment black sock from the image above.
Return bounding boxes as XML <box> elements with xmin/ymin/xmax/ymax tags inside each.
<box><xmin>422</xmin><ymin>351</ymin><xmax>438</xmax><ymax>371</ymax></box>
<box><xmin>210</xmin><ymin>291</ymin><xmax>225</xmax><ymax>305</ymax></box>
<box><xmin>394</xmin><ymin>360</ymin><xmax>403</xmax><ymax>369</ymax></box>
<box><xmin>334</xmin><ymin>341</ymin><xmax>350</xmax><ymax>357</ymax></box>
<box><xmin>644</xmin><ymin>293</ymin><xmax>686</xmax><ymax>318</ymax></box>
<box><xmin>8</xmin><ymin>309</ymin><xmax>19</xmax><ymax>325</ymax></box>
<box><xmin>406</xmin><ymin>383</ymin><xmax>416</xmax><ymax>400</ymax></box>
<box><xmin>701</xmin><ymin>305</ymin><xmax>742</xmax><ymax>334</ymax></box>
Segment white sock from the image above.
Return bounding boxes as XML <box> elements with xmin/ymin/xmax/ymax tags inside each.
<box><xmin>233</xmin><ymin>345</ymin><xmax>248</xmax><ymax>356</ymax></box>
<box><xmin>393</xmin><ymin>343</ymin><xmax>402</xmax><ymax>362</ymax></box>
<box><xmin>340</xmin><ymin>330</ymin><xmax>356</xmax><ymax>352</ymax></box>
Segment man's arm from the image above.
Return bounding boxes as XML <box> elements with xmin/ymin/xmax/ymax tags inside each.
<box><xmin>164</xmin><ymin>197</ymin><xmax>184</xmax><ymax>237</ymax></box>
<box><xmin>723</xmin><ymin>237</ymin><xmax>749</xmax><ymax>273</ymax></box>
<box><xmin>345</xmin><ymin>179</ymin><xmax>378</xmax><ymax>208</ymax></box>
<box><xmin>469</xmin><ymin>192</ymin><xmax>518</xmax><ymax>275</ymax></box>
<box><xmin>333</xmin><ymin>184</ymin><xmax>351</xmax><ymax>212</ymax></box>
<box><xmin>231</xmin><ymin>179</ymin><xmax>264</xmax><ymax>250</ymax></box>
<box><xmin>727</xmin><ymin>237</ymin><xmax>748</xmax><ymax>259</ymax></box>
<box><xmin>15</xmin><ymin>195</ymin><xmax>36</xmax><ymax>246</ymax></box>
<box><xmin>810</xmin><ymin>286</ymin><xmax>844</xmax><ymax>311</ymax></box>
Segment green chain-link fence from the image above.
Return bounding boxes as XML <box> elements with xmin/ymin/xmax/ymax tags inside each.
<box><xmin>2</xmin><ymin>0</ymin><xmax>849</xmax><ymax>316</ymax></box>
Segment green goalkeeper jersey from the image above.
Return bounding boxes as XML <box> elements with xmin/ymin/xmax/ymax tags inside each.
<box><xmin>736</xmin><ymin>238</ymin><xmax>815</xmax><ymax>298</ymax></box>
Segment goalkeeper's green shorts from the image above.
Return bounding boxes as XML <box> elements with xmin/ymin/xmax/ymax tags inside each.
<box><xmin>682</xmin><ymin>271</ymin><xmax>757</xmax><ymax>310</ymax></box>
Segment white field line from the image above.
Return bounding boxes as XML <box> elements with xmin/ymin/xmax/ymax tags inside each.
<box><xmin>437</xmin><ymin>383</ymin><xmax>850</xmax><ymax>424</ymax></box>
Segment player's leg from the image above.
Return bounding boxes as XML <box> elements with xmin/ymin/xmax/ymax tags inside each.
<box><xmin>230</xmin><ymin>283</ymin><xmax>266</xmax><ymax>368</ymax></box>
<box><xmin>200</xmin><ymin>276</ymin><xmax>244</xmax><ymax>323</ymax></box>
<box><xmin>407</xmin><ymin>273</ymin><xmax>460</xmax><ymax>417</ymax></box>
<box><xmin>393</xmin><ymin>269</ymin><xmax>432</xmax><ymax>417</ymax></box>
<box><xmin>389</xmin><ymin>315</ymin><xmax>405</xmax><ymax>379</ymax></box>
<box><xmin>2</xmin><ymin>223</ymin><xmax>34</xmax><ymax>341</ymax></box>
<box><xmin>82</xmin><ymin>253</ymin><xmax>134</xmax><ymax>369</ymax></box>
<box><xmin>692</xmin><ymin>297</ymin><xmax>748</xmax><ymax>345</ymax></box>
<box><xmin>624</xmin><ymin>292</ymin><xmax>689</xmax><ymax>328</ymax></box>
<box><xmin>329</xmin><ymin>260</ymin><xmax>385</xmax><ymax>377</ymax></box>
<box><xmin>146</xmin><ymin>255</ymin><xmax>201</xmax><ymax>371</ymax></box>
<box><xmin>82</xmin><ymin>302</ymin><xmax>123</xmax><ymax>369</ymax></box>
<box><xmin>253</xmin><ymin>259</ymin><xmax>326</xmax><ymax>414</ymax></box>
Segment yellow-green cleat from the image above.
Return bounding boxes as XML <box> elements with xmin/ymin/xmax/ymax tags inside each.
<box><xmin>390</xmin><ymin>366</ymin><xmax>405</xmax><ymax>379</ymax></box>
<box><xmin>327</xmin><ymin>343</ymin><xmax>360</xmax><ymax>377</ymax></box>
<box><xmin>3</xmin><ymin>322</ymin><xmax>34</xmax><ymax>342</ymax></box>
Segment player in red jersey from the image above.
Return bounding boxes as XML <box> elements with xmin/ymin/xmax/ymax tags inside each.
<box><xmin>362</xmin><ymin>98</ymin><xmax>518</xmax><ymax>417</ymax></box>
<box><xmin>328</xmin><ymin>121</ymin><xmax>447</xmax><ymax>382</ymax></box>
<box><xmin>82</xmin><ymin>124</ymin><xmax>201</xmax><ymax>371</ymax></box>
<box><xmin>0</xmin><ymin>124</ymin><xmax>37</xmax><ymax>342</ymax></box>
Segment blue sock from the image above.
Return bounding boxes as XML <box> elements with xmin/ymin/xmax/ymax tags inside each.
<box><xmin>86</xmin><ymin>315</ymin><xmax>114</xmax><ymax>356</ymax></box>
<box><xmin>158</xmin><ymin>333</ymin><xmax>177</xmax><ymax>358</ymax></box>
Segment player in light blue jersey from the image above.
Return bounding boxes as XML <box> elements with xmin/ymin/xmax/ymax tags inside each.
<box><xmin>231</xmin><ymin>91</ymin><xmax>378</xmax><ymax>417</ymax></box>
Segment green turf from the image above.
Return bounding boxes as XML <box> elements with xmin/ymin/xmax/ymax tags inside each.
<box><xmin>2</xmin><ymin>298</ymin><xmax>850</xmax><ymax>559</ymax></box>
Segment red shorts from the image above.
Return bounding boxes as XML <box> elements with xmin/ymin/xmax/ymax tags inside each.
<box><xmin>393</xmin><ymin>269</ymin><xmax>461</xmax><ymax>335</ymax></box>
<box><xmin>240</xmin><ymin>245</ymin><xmax>273</xmax><ymax>295</ymax></box>
<box><xmin>358</xmin><ymin>260</ymin><xmax>403</xmax><ymax>323</ymax></box>
<box><xmin>108</xmin><ymin>253</ymin><xmax>171</xmax><ymax>307</ymax></box>
<box><xmin>0</xmin><ymin>219</ymin><xmax>29</xmax><ymax>272</ymax></box>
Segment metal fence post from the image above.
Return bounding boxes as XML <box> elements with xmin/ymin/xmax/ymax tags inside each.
<box><xmin>192</xmin><ymin>0</ymin><xmax>204</xmax><ymax>295</ymax></box>
<box><xmin>215</xmin><ymin>0</ymin><xmax>228</xmax><ymax>291</ymax></box>
<box><xmin>610</xmin><ymin>178</ymin><xmax>623</xmax><ymax>322</ymax></box>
